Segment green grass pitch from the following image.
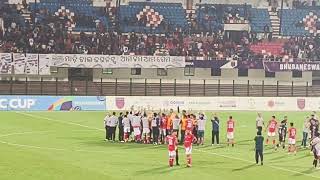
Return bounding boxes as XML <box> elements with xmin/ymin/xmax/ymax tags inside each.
<box><xmin>0</xmin><ymin>111</ymin><xmax>320</xmax><ymax>180</ymax></box>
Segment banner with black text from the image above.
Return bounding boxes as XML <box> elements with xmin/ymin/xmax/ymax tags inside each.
<box><xmin>52</xmin><ymin>54</ymin><xmax>185</xmax><ymax>68</ymax></box>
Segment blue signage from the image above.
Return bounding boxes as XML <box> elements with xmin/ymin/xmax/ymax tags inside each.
<box><xmin>0</xmin><ymin>96</ymin><xmax>106</xmax><ymax>111</ymax></box>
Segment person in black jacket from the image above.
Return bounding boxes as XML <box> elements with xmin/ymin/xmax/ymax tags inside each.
<box><xmin>118</xmin><ymin>112</ymin><xmax>124</xmax><ymax>142</ymax></box>
<box><xmin>211</xmin><ymin>114</ymin><xmax>220</xmax><ymax>145</ymax></box>
<box><xmin>254</xmin><ymin>131</ymin><xmax>264</xmax><ymax>165</ymax></box>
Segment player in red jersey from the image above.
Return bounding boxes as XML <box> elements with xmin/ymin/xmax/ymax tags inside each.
<box><xmin>184</xmin><ymin>130</ymin><xmax>195</xmax><ymax>167</ymax></box>
<box><xmin>266</xmin><ymin>116</ymin><xmax>278</xmax><ymax>148</ymax></box>
<box><xmin>167</xmin><ymin>131</ymin><xmax>178</xmax><ymax>167</ymax></box>
<box><xmin>160</xmin><ymin>113</ymin><xmax>167</xmax><ymax>144</ymax></box>
<box><xmin>288</xmin><ymin>122</ymin><xmax>297</xmax><ymax>155</ymax></box>
<box><xmin>186</xmin><ymin>114</ymin><xmax>194</xmax><ymax>131</ymax></box>
<box><xmin>227</xmin><ymin>116</ymin><xmax>235</xmax><ymax>147</ymax></box>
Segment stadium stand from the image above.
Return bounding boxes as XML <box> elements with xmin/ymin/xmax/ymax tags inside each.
<box><xmin>119</xmin><ymin>2</ymin><xmax>188</xmax><ymax>33</ymax></box>
<box><xmin>0</xmin><ymin>0</ymin><xmax>317</xmax><ymax>59</ymax></box>
<box><xmin>29</xmin><ymin>0</ymin><xmax>110</xmax><ymax>32</ymax></box>
<box><xmin>249</xmin><ymin>8</ymin><xmax>271</xmax><ymax>33</ymax></box>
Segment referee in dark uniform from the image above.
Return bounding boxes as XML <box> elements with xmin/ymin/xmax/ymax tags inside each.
<box><xmin>254</xmin><ymin>131</ymin><xmax>264</xmax><ymax>165</ymax></box>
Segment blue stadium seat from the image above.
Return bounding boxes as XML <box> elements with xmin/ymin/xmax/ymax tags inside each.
<box><xmin>119</xmin><ymin>2</ymin><xmax>187</xmax><ymax>33</ymax></box>
<box><xmin>29</xmin><ymin>0</ymin><xmax>110</xmax><ymax>32</ymax></box>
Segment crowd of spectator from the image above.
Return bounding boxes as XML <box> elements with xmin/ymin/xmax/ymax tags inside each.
<box><xmin>0</xmin><ymin>19</ymin><xmax>255</xmax><ymax>60</ymax></box>
<box><xmin>1</xmin><ymin>2</ymin><xmax>320</xmax><ymax>62</ymax></box>
<box><xmin>292</xmin><ymin>0</ymin><xmax>318</xmax><ymax>8</ymax></box>
<box><xmin>283</xmin><ymin>36</ymin><xmax>320</xmax><ymax>61</ymax></box>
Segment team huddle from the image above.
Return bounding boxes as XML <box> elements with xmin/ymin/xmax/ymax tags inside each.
<box><xmin>103</xmin><ymin>109</ymin><xmax>235</xmax><ymax>168</ymax></box>
<box><xmin>104</xmin><ymin>109</ymin><xmax>320</xmax><ymax>168</ymax></box>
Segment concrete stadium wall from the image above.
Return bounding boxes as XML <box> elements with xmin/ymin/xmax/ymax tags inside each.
<box><xmin>0</xmin><ymin>68</ymin><xmax>313</xmax><ymax>86</ymax></box>
<box><xmin>0</xmin><ymin>68</ymin><xmax>69</xmax><ymax>81</ymax></box>
<box><xmin>93</xmin><ymin>68</ymin><xmax>312</xmax><ymax>86</ymax></box>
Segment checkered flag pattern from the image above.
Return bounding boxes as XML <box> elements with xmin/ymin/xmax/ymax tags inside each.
<box><xmin>136</xmin><ymin>6</ymin><xmax>164</xmax><ymax>29</ymax></box>
<box><xmin>55</xmin><ymin>6</ymin><xmax>76</xmax><ymax>31</ymax></box>
<box><xmin>303</xmin><ymin>12</ymin><xmax>320</xmax><ymax>36</ymax></box>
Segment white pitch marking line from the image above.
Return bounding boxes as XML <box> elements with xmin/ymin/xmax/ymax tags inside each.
<box><xmin>10</xmin><ymin>112</ymin><xmax>320</xmax><ymax>179</ymax></box>
<box><xmin>0</xmin><ymin>130</ymin><xmax>110</xmax><ymax>154</ymax></box>
<box><xmin>194</xmin><ymin>148</ymin><xmax>320</xmax><ymax>179</ymax></box>
<box><xmin>0</xmin><ymin>140</ymin><xmax>113</xmax><ymax>154</ymax></box>
<box><xmin>15</xmin><ymin>112</ymin><xmax>104</xmax><ymax>132</ymax></box>
<box><xmin>0</xmin><ymin>131</ymin><xmax>54</xmax><ymax>138</ymax></box>
<box><xmin>0</xmin><ymin>129</ymin><xmax>100</xmax><ymax>138</ymax></box>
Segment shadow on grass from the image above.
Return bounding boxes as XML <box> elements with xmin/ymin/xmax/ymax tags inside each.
<box><xmin>268</xmin><ymin>154</ymin><xmax>310</xmax><ymax>164</ymax></box>
<box><xmin>268</xmin><ymin>154</ymin><xmax>287</xmax><ymax>161</ymax></box>
<box><xmin>264</xmin><ymin>151</ymin><xmax>275</xmax><ymax>155</ymax></box>
<box><xmin>134</xmin><ymin>165</ymin><xmax>183</xmax><ymax>175</ymax></box>
<box><xmin>236</xmin><ymin>139</ymin><xmax>254</xmax><ymax>146</ymax></box>
<box><xmin>195</xmin><ymin>145</ymin><xmax>226</xmax><ymax>150</ymax></box>
<box><xmin>232</xmin><ymin>164</ymin><xmax>256</xmax><ymax>171</ymax></box>
<box><xmin>293</xmin><ymin>167</ymin><xmax>315</xmax><ymax>177</ymax></box>
<box><xmin>82</xmin><ymin>140</ymin><xmax>166</xmax><ymax>151</ymax></box>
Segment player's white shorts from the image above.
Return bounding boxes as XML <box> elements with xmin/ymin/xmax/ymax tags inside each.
<box><xmin>268</xmin><ymin>131</ymin><xmax>276</xmax><ymax>137</ymax></box>
<box><xmin>133</xmin><ymin>127</ymin><xmax>141</xmax><ymax>136</ymax></box>
<box><xmin>227</xmin><ymin>132</ymin><xmax>234</xmax><ymax>139</ymax></box>
<box><xmin>185</xmin><ymin>146</ymin><xmax>192</xmax><ymax>155</ymax></box>
<box><xmin>168</xmin><ymin>150</ymin><xmax>176</xmax><ymax>157</ymax></box>
<box><xmin>161</xmin><ymin>129</ymin><xmax>166</xmax><ymax>136</ymax></box>
<box><xmin>288</xmin><ymin>138</ymin><xmax>296</xmax><ymax>145</ymax></box>
<box><xmin>316</xmin><ymin>148</ymin><xmax>320</xmax><ymax>157</ymax></box>
<box><xmin>142</xmin><ymin>128</ymin><xmax>150</xmax><ymax>134</ymax></box>
<box><xmin>124</xmin><ymin>127</ymin><xmax>131</xmax><ymax>133</ymax></box>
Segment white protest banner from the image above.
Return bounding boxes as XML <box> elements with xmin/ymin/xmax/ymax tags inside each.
<box><xmin>0</xmin><ymin>53</ymin><xmax>12</xmax><ymax>74</ymax></box>
<box><xmin>39</xmin><ymin>54</ymin><xmax>52</xmax><ymax>75</ymax></box>
<box><xmin>13</xmin><ymin>53</ymin><xmax>26</xmax><ymax>74</ymax></box>
<box><xmin>52</xmin><ymin>54</ymin><xmax>185</xmax><ymax>68</ymax></box>
<box><xmin>25</xmin><ymin>54</ymin><xmax>39</xmax><ymax>75</ymax></box>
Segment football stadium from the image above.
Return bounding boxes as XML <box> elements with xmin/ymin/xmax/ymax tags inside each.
<box><xmin>1</xmin><ymin>0</ymin><xmax>320</xmax><ymax>180</ymax></box>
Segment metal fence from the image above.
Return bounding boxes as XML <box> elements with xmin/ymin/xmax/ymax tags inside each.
<box><xmin>0</xmin><ymin>78</ymin><xmax>317</xmax><ymax>97</ymax></box>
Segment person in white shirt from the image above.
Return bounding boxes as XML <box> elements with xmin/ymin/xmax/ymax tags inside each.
<box><xmin>122</xmin><ymin>114</ymin><xmax>131</xmax><ymax>142</ymax></box>
<box><xmin>109</xmin><ymin>112</ymin><xmax>118</xmax><ymax>142</ymax></box>
<box><xmin>256</xmin><ymin>113</ymin><xmax>264</xmax><ymax>133</ymax></box>
<box><xmin>197</xmin><ymin>113</ymin><xmax>207</xmax><ymax>145</ymax></box>
<box><xmin>132</xmin><ymin>113</ymin><xmax>142</xmax><ymax>142</ymax></box>
<box><xmin>104</xmin><ymin>113</ymin><xmax>110</xmax><ymax>141</ymax></box>
<box><xmin>172</xmin><ymin>115</ymin><xmax>181</xmax><ymax>139</ymax></box>
<box><xmin>142</xmin><ymin>113</ymin><xmax>151</xmax><ymax>144</ymax></box>
<box><xmin>127</xmin><ymin>111</ymin><xmax>134</xmax><ymax>139</ymax></box>
<box><xmin>311</xmin><ymin>133</ymin><xmax>320</xmax><ymax>168</ymax></box>
<box><xmin>151</xmin><ymin>113</ymin><xmax>160</xmax><ymax>145</ymax></box>
<box><xmin>301</xmin><ymin>116</ymin><xmax>310</xmax><ymax>148</ymax></box>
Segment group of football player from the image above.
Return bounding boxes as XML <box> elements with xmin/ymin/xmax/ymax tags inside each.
<box><xmin>104</xmin><ymin>109</ymin><xmax>320</xmax><ymax>168</ymax></box>
<box><xmin>104</xmin><ymin>109</ymin><xmax>234</xmax><ymax>168</ymax></box>
<box><xmin>261</xmin><ymin>112</ymin><xmax>320</xmax><ymax>168</ymax></box>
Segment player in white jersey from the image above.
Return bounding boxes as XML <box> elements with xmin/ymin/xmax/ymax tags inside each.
<box><xmin>142</xmin><ymin>113</ymin><xmax>151</xmax><ymax>144</ymax></box>
<box><xmin>122</xmin><ymin>114</ymin><xmax>131</xmax><ymax>142</ymax></box>
<box><xmin>311</xmin><ymin>133</ymin><xmax>320</xmax><ymax>168</ymax></box>
<box><xmin>127</xmin><ymin>111</ymin><xmax>134</xmax><ymax>141</ymax></box>
<box><xmin>132</xmin><ymin>113</ymin><xmax>142</xmax><ymax>142</ymax></box>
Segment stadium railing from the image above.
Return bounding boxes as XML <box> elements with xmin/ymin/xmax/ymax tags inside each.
<box><xmin>0</xmin><ymin>78</ymin><xmax>316</xmax><ymax>97</ymax></box>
